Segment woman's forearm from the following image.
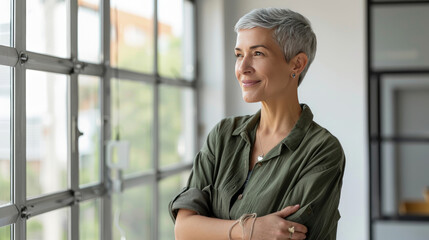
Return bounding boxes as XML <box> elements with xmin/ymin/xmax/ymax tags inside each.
<box><xmin>175</xmin><ymin>209</ymin><xmax>243</xmax><ymax>240</ymax></box>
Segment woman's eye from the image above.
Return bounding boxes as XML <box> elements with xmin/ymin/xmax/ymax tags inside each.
<box><xmin>235</xmin><ymin>53</ymin><xmax>243</xmax><ymax>58</ymax></box>
<box><xmin>255</xmin><ymin>51</ymin><xmax>264</xmax><ymax>56</ymax></box>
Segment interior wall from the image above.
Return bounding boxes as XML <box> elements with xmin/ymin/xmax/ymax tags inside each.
<box><xmin>196</xmin><ymin>0</ymin><xmax>226</xmax><ymax>142</ymax></box>
<box><xmin>197</xmin><ymin>0</ymin><xmax>368</xmax><ymax>239</ymax></box>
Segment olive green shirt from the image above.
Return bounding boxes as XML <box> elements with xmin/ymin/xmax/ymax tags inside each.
<box><xmin>169</xmin><ymin>104</ymin><xmax>345</xmax><ymax>240</ymax></box>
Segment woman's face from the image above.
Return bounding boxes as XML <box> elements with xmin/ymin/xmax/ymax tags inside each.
<box><xmin>235</xmin><ymin>27</ymin><xmax>295</xmax><ymax>103</ymax></box>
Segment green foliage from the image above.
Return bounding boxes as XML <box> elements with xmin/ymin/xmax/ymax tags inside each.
<box><xmin>27</xmin><ymin>219</ymin><xmax>43</xmax><ymax>239</ymax></box>
<box><xmin>0</xmin><ymin>163</ymin><xmax>10</xmax><ymax>205</ymax></box>
<box><xmin>116</xmin><ymin>43</ymin><xmax>154</xmax><ymax>74</ymax></box>
<box><xmin>80</xmin><ymin>200</ymin><xmax>100</xmax><ymax>240</ymax></box>
<box><xmin>112</xmin><ymin>186</ymin><xmax>153</xmax><ymax>240</ymax></box>
<box><xmin>26</xmin><ymin>162</ymin><xmax>42</xmax><ymax>197</ymax></box>
<box><xmin>0</xmin><ymin>225</ymin><xmax>10</xmax><ymax>240</ymax></box>
<box><xmin>160</xmin><ymin>85</ymin><xmax>183</xmax><ymax>167</ymax></box>
<box><xmin>110</xmin><ymin>80</ymin><xmax>153</xmax><ymax>174</ymax></box>
<box><xmin>158</xmin><ymin>37</ymin><xmax>183</xmax><ymax>78</ymax></box>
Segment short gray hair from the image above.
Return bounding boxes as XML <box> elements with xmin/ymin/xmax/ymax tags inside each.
<box><xmin>234</xmin><ymin>8</ymin><xmax>317</xmax><ymax>86</ymax></box>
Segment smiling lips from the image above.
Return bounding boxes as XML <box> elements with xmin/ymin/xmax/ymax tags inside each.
<box><xmin>241</xmin><ymin>80</ymin><xmax>261</xmax><ymax>87</ymax></box>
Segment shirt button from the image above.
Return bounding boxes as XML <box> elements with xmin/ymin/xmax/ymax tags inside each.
<box><xmin>237</xmin><ymin>194</ymin><xmax>243</xmax><ymax>200</ymax></box>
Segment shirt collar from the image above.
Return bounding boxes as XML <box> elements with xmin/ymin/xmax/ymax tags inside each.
<box><xmin>232</xmin><ymin>104</ymin><xmax>314</xmax><ymax>151</ymax></box>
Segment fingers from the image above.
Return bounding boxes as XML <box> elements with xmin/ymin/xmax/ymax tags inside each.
<box><xmin>287</xmin><ymin>222</ymin><xmax>307</xmax><ymax>234</ymax></box>
<box><xmin>290</xmin><ymin>231</ymin><xmax>307</xmax><ymax>240</ymax></box>
<box><xmin>273</xmin><ymin>205</ymin><xmax>308</xmax><ymax>234</ymax></box>
<box><xmin>253</xmin><ymin>213</ymin><xmax>308</xmax><ymax>240</ymax></box>
<box><xmin>274</xmin><ymin>204</ymin><xmax>300</xmax><ymax>218</ymax></box>
<box><xmin>285</xmin><ymin>224</ymin><xmax>307</xmax><ymax>240</ymax></box>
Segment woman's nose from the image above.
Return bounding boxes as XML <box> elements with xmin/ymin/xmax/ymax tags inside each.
<box><xmin>237</xmin><ymin>56</ymin><xmax>254</xmax><ymax>74</ymax></box>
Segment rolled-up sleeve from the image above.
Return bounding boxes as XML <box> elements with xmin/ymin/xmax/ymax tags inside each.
<box><xmin>169</xmin><ymin>124</ymin><xmax>219</xmax><ymax>223</ymax></box>
<box><xmin>169</xmin><ymin>185</ymin><xmax>213</xmax><ymax>222</ymax></box>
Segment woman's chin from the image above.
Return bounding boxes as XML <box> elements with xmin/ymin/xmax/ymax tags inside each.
<box><xmin>242</xmin><ymin>94</ymin><xmax>260</xmax><ymax>103</ymax></box>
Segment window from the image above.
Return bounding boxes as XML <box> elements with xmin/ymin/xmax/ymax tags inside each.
<box><xmin>159</xmin><ymin>85</ymin><xmax>195</xmax><ymax>167</ymax></box>
<box><xmin>110</xmin><ymin>78</ymin><xmax>153</xmax><ymax>175</ymax></box>
<box><xmin>26</xmin><ymin>70</ymin><xmax>68</xmax><ymax>198</ymax></box>
<box><xmin>110</xmin><ymin>0</ymin><xmax>154</xmax><ymax>74</ymax></box>
<box><xmin>0</xmin><ymin>65</ymin><xmax>10</xmax><ymax>206</ymax></box>
<box><xmin>159</xmin><ymin>171</ymin><xmax>190</xmax><ymax>239</ymax></box>
<box><xmin>79</xmin><ymin>199</ymin><xmax>100</xmax><ymax>240</ymax></box>
<box><xmin>78</xmin><ymin>75</ymin><xmax>101</xmax><ymax>186</ymax></box>
<box><xmin>0</xmin><ymin>0</ymin><xmax>11</xmax><ymax>208</ymax></box>
<box><xmin>157</xmin><ymin>0</ymin><xmax>195</xmax><ymax>80</ymax></box>
<box><xmin>368</xmin><ymin>1</ymin><xmax>429</xmax><ymax>239</ymax></box>
<box><xmin>26</xmin><ymin>0</ymin><xmax>69</xmax><ymax>58</ymax></box>
<box><xmin>78</xmin><ymin>0</ymin><xmax>101</xmax><ymax>63</ymax></box>
<box><xmin>0</xmin><ymin>0</ymin><xmax>197</xmax><ymax>239</ymax></box>
<box><xmin>0</xmin><ymin>0</ymin><xmax>11</xmax><ymax>47</ymax></box>
<box><xmin>0</xmin><ymin>226</ymin><xmax>11</xmax><ymax>240</ymax></box>
<box><xmin>27</xmin><ymin>207</ymin><xmax>69</xmax><ymax>240</ymax></box>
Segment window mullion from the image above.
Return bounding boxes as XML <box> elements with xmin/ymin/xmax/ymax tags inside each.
<box><xmin>69</xmin><ymin>0</ymin><xmax>79</xmax><ymax>240</ymax></box>
<box><xmin>152</xmin><ymin>0</ymin><xmax>160</xmax><ymax>239</ymax></box>
<box><xmin>100</xmin><ymin>0</ymin><xmax>112</xmax><ymax>239</ymax></box>
<box><xmin>12</xmin><ymin>0</ymin><xmax>27</xmax><ymax>239</ymax></box>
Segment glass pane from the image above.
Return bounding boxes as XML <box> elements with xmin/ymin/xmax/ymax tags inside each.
<box><xmin>0</xmin><ymin>0</ymin><xmax>11</xmax><ymax>46</ymax></box>
<box><xmin>110</xmin><ymin>79</ymin><xmax>153</xmax><ymax>175</ymax></box>
<box><xmin>110</xmin><ymin>0</ymin><xmax>154</xmax><ymax>73</ymax></box>
<box><xmin>160</xmin><ymin>171</ymin><xmax>190</xmax><ymax>239</ymax></box>
<box><xmin>0</xmin><ymin>66</ymin><xmax>10</xmax><ymax>205</ymax></box>
<box><xmin>382</xmin><ymin>142</ymin><xmax>429</xmax><ymax>216</ymax></box>
<box><xmin>26</xmin><ymin>70</ymin><xmax>68</xmax><ymax>197</ymax></box>
<box><xmin>78</xmin><ymin>0</ymin><xmax>101</xmax><ymax>63</ymax></box>
<box><xmin>0</xmin><ymin>225</ymin><xmax>10</xmax><ymax>240</ymax></box>
<box><xmin>372</xmin><ymin>5</ymin><xmax>429</xmax><ymax>69</ymax></box>
<box><xmin>160</xmin><ymin>85</ymin><xmax>195</xmax><ymax>167</ymax></box>
<box><xmin>113</xmin><ymin>185</ymin><xmax>153</xmax><ymax>240</ymax></box>
<box><xmin>79</xmin><ymin>75</ymin><xmax>101</xmax><ymax>186</ymax></box>
<box><xmin>80</xmin><ymin>199</ymin><xmax>100</xmax><ymax>240</ymax></box>
<box><xmin>374</xmin><ymin>221</ymin><xmax>429</xmax><ymax>240</ymax></box>
<box><xmin>27</xmin><ymin>207</ymin><xmax>69</xmax><ymax>240</ymax></box>
<box><xmin>381</xmin><ymin>75</ymin><xmax>429</xmax><ymax>137</ymax></box>
<box><xmin>158</xmin><ymin>0</ymin><xmax>195</xmax><ymax>80</ymax></box>
<box><xmin>27</xmin><ymin>0</ymin><xmax>69</xmax><ymax>58</ymax></box>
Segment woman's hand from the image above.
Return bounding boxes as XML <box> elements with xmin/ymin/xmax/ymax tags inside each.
<box><xmin>248</xmin><ymin>205</ymin><xmax>307</xmax><ymax>240</ymax></box>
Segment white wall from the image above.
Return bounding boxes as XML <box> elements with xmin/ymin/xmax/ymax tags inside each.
<box><xmin>196</xmin><ymin>0</ymin><xmax>226</xmax><ymax>141</ymax></box>
<box><xmin>197</xmin><ymin>0</ymin><xmax>368</xmax><ymax>239</ymax></box>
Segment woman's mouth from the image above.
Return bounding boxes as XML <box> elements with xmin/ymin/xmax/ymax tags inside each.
<box><xmin>241</xmin><ymin>80</ymin><xmax>261</xmax><ymax>87</ymax></box>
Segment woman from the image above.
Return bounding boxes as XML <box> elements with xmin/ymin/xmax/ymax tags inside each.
<box><xmin>169</xmin><ymin>8</ymin><xmax>345</xmax><ymax>240</ymax></box>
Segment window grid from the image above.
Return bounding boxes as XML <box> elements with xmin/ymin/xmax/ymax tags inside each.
<box><xmin>367</xmin><ymin>0</ymin><xmax>429</xmax><ymax>239</ymax></box>
<box><xmin>0</xmin><ymin>0</ymin><xmax>197</xmax><ymax>239</ymax></box>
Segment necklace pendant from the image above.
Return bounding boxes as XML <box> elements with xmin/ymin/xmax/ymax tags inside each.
<box><xmin>257</xmin><ymin>155</ymin><xmax>264</xmax><ymax>161</ymax></box>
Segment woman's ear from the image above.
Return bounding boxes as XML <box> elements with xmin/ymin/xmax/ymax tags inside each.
<box><xmin>291</xmin><ymin>53</ymin><xmax>308</xmax><ymax>76</ymax></box>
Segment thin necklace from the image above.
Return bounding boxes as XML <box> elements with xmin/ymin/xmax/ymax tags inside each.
<box><xmin>256</xmin><ymin>128</ymin><xmax>264</xmax><ymax>161</ymax></box>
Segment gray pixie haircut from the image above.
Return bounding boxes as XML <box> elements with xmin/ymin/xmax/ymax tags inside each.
<box><xmin>234</xmin><ymin>8</ymin><xmax>317</xmax><ymax>86</ymax></box>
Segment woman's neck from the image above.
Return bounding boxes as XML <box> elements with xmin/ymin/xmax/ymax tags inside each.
<box><xmin>259</xmin><ymin>96</ymin><xmax>301</xmax><ymax>136</ymax></box>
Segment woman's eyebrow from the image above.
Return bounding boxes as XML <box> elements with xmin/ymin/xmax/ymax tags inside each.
<box><xmin>249</xmin><ymin>45</ymin><xmax>269</xmax><ymax>50</ymax></box>
<box><xmin>235</xmin><ymin>45</ymin><xmax>269</xmax><ymax>51</ymax></box>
